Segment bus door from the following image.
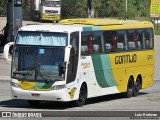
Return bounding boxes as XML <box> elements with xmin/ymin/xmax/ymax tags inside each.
<box><xmin>66</xmin><ymin>32</ymin><xmax>79</xmax><ymax>84</ymax></box>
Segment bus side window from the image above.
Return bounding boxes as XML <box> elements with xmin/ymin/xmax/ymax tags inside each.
<box><xmin>81</xmin><ymin>36</ymin><xmax>88</xmax><ymax>55</ymax></box>
<box><xmin>70</xmin><ymin>33</ymin><xmax>79</xmax><ymax>55</ymax></box>
<box><xmin>117</xmin><ymin>30</ymin><xmax>126</xmax><ymax>51</ymax></box>
<box><xmin>103</xmin><ymin>31</ymin><xmax>116</xmax><ymax>52</ymax></box>
<box><xmin>136</xmin><ymin>29</ymin><xmax>144</xmax><ymax>49</ymax></box>
<box><xmin>127</xmin><ymin>30</ymin><xmax>137</xmax><ymax>50</ymax></box>
<box><xmin>105</xmin><ymin>43</ymin><xmax>112</xmax><ymax>52</ymax></box>
<box><xmin>111</xmin><ymin>32</ymin><xmax>117</xmax><ymax>51</ymax></box>
<box><xmin>92</xmin><ymin>31</ymin><xmax>103</xmax><ymax>54</ymax></box>
<box><xmin>144</xmin><ymin>29</ymin><xmax>154</xmax><ymax>49</ymax></box>
<box><xmin>81</xmin><ymin>32</ymin><xmax>93</xmax><ymax>55</ymax></box>
<box><xmin>88</xmin><ymin>36</ymin><xmax>93</xmax><ymax>54</ymax></box>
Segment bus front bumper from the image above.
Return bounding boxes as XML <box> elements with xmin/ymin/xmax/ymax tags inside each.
<box><xmin>11</xmin><ymin>87</ymin><xmax>67</xmax><ymax>102</ymax></box>
<box><xmin>41</xmin><ymin>13</ymin><xmax>60</xmax><ymax>21</ymax></box>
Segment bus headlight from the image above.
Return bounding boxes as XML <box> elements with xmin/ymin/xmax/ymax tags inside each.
<box><xmin>11</xmin><ymin>82</ymin><xmax>21</xmax><ymax>88</ymax></box>
<box><xmin>51</xmin><ymin>84</ymin><xmax>65</xmax><ymax>90</ymax></box>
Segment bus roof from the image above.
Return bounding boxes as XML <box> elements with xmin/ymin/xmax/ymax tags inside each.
<box><xmin>59</xmin><ymin>18</ymin><xmax>154</xmax><ymax>31</ymax></box>
<box><xmin>59</xmin><ymin>18</ymin><xmax>123</xmax><ymax>26</ymax></box>
<box><xmin>19</xmin><ymin>18</ymin><xmax>154</xmax><ymax>33</ymax></box>
<box><xmin>59</xmin><ymin>18</ymin><xmax>152</xmax><ymax>26</ymax></box>
<box><xmin>18</xmin><ymin>24</ymin><xmax>87</xmax><ymax>33</ymax></box>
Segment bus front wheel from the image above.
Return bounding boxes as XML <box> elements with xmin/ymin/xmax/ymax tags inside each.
<box><xmin>74</xmin><ymin>85</ymin><xmax>87</xmax><ymax>107</ymax></box>
<box><xmin>124</xmin><ymin>77</ymin><xmax>134</xmax><ymax>98</ymax></box>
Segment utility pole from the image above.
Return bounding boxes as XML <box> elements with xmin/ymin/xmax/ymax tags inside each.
<box><xmin>13</xmin><ymin>0</ymin><xmax>22</xmax><ymax>39</ymax></box>
<box><xmin>87</xmin><ymin>0</ymin><xmax>94</xmax><ymax>18</ymax></box>
<box><xmin>6</xmin><ymin>0</ymin><xmax>22</xmax><ymax>43</ymax></box>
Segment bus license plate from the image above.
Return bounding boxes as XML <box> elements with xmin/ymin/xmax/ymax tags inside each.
<box><xmin>31</xmin><ymin>94</ymin><xmax>40</xmax><ymax>97</ymax></box>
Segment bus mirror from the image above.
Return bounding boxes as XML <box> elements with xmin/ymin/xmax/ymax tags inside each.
<box><xmin>64</xmin><ymin>45</ymin><xmax>72</xmax><ymax>63</ymax></box>
<box><xmin>3</xmin><ymin>42</ymin><xmax>14</xmax><ymax>60</ymax></box>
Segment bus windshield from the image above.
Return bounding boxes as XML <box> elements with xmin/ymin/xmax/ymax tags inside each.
<box><xmin>12</xmin><ymin>32</ymin><xmax>67</xmax><ymax>82</ymax></box>
<box><xmin>12</xmin><ymin>46</ymin><xmax>65</xmax><ymax>82</ymax></box>
<box><xmin>16</xmin><ymin>32</ymin><xmax>67</xmax><ymax>46</ymax></box>
<box><xmin>43</xmin><ymin>1</ymin><xmax>60</xmax><ymax>7</ymax></box>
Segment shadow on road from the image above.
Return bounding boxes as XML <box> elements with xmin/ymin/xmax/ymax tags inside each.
<box><xmin>0</xmin><ymin>92</ymin><xmax>149</xmax><ymax>110</ymax></box>
<box><xmin>0</xmin><ymin>99</ymin><xmax>73</xmax><ymax>110</ymax></box>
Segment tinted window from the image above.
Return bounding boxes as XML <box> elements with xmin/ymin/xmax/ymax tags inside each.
<box><xmin>81</xmin><ymin>32</ymin><xmax>93</xmax><ymax>55</ymax></box>
<box><xmin>127</xmin><ymin>30</ymin><xmax>138</xmax><ymax>50</ymax></box>
<box><xmin>117</xmin><ymin>30</ymin><xmax>127</xmax><ymax>51</ymax></box>
<box><xmin>144</xmin><ymin>29</ymin><xmax>154</xmax><ymax>49</ymax></box>
<box><xmin>92</xmin><ymin>32</ymin><xmax>103</xmax><ymax>53</ymax></box>
<box><xmin>103</xmin><ymin>31</ymin><xmax>117</xmax><ymax>52</ymax></box>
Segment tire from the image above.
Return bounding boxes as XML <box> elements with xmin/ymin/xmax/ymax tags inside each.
<box><xmin>124</xmin><ymin>77</ymin><xmax>134</xmax><ymax>98</ymax></box>
<box><xmin>133</xmin><ymin>77</ymin><xmax>141</xmax><ymax>97</ymax></box>
<box><xmin>74</xmin><ymin>85</ymin><xmax>87</xmax><ymax>107</ymax></box>
<box><xmin>27</xmin><ymin>100</ymin><xmax>40</xmax><ymax>106</ymax></box>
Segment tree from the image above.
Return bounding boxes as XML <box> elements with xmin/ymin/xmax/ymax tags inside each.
<box><xmin>61</xmin><ymin>0</ymin><xmax>87</xmax><ymax>19</ymax></box>
<box><xmin>0</xmin><ymin>0</ymin><xmax>151</xmax><ymax>20</ymax></box>
<box><xmin>0</xmin><ymin>0</ymin><xmax>7</xmax><ymax>16</ymax></box>
<box><xmin>87</xmin><ymin>0</ymin><xmax>94</xmax><ymax>18</ymax></box>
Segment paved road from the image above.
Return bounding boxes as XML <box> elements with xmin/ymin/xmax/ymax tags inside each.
<box><xmin>155</xmin><ymin>36</ymin><xmax>160</xmax><ymax>80</ymax></box>
<box><xmin>0</xmin><ymin>79</ymin><xmax>159</xmax><ymax>111</ymax></box>
<box><xmin>0</xmin><ymin>36</ymin><xmax>159</xmax><ymax>119</ymax></box>
<box><xmin>0</xmin><ymin>79</ymin><xmax>159</xmax><ymax>119</ymax></box>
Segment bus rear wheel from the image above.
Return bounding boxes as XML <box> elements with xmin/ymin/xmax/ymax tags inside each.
<box><xmin>133</xmin><ymin>77</ymin><xmax>141</xmax><ymax>97</ymax></box>
<box><xmin>74</xmin><ymin>85</ymin><xmax>87</xmax><ymax>107</ymax></box>
<box><xmin>124</xmin><ymin>77</ymin><xmax>134</xmax><ymax>98</ymax></box>
<box><xmin>27</xmin><ymin>100</ymin><xmax>40</xmax><ymax>106</ymax></box>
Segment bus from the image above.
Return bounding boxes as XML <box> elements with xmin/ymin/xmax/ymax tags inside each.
<box><xmin>8</xmin><ymin>18</ymin><xmax>155</xmax><ymax>107</ymax></box>
<box><xmin>30</xmin><ymin>0</ymin><xmax>61</xmax><ymax>21</ymax></box>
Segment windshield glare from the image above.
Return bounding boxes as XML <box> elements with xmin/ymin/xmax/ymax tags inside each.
<box><xmin>16</xmin><ymin>32</ymin><xmax>67</xmax><ymax>46</ymax></box>
<box><xmin>12</xmin><ymin>46</ymin><xmax>65</xmax><ymax>81</ymax></box>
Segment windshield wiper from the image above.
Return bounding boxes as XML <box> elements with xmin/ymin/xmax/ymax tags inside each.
<box><xmin>58</xmin><ymin>61</ymin><xmax>66</xmax><ymax>76</ymax></box>
<box><xmin>38</xmin><ymin>71</ymin><xmax>51</xmax><ymax>83</ymax></box>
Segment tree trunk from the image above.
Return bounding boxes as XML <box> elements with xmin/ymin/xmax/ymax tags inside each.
<box><xmin>87</xmin><ymin>0</ymin><xmax>94</xmax><ymax>18</ymax></box>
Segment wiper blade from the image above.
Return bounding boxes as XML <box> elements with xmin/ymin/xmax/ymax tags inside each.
<box><xmin>38</xmin><ymin>71</ymin><xmax>51</xmax><ymax>83</ymax></box>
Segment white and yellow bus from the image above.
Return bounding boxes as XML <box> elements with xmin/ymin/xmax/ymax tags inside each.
<box><xmin>9</xmin><ymin>18</ymin><xmax>155</xmax><ymax>106</ymax></box>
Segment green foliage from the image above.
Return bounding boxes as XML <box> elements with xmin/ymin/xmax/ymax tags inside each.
<box><xmin>22</xmin><ymin>0</ymin><xmax>30</xmax><ymax>17</ymax></box>
<box><xmin>0</xmin><ymin>0</ymin><xmax>151</xmax><ymax>20</ymax></box>
<box><xmin>61</xmin><ymin>0</ymin><xmax>151</xmax><ymax>20</ymax></box>
<box><xmin>155</xmin><ymin>24</ymin><xmax>160</xmax><ymax>35</ymax></box>
<box><xmin>61</xmin><ymin>0</ymin><xmax>87</xmax><ymax>19</ymax></box>
<box><xmin>0</xmin><ymin>0</ymin><xmax>7</xmax><ymax>16</ymax></box>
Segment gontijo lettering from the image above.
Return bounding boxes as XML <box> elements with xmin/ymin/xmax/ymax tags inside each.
<box><xmin>115</xmin><ymin>54</ymin><xmax>137</xmax><ymax>64</ymax></box>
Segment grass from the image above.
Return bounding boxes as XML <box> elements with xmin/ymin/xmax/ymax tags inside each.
<box><xmin>155</xmin><ymin>29</ymin><xmax>160</xmax><ymax>35</ymax></box>
<box><xmin>154</xmin><ymin>24</ymin><xmax>160</xmax><ymax>35</ymax></box>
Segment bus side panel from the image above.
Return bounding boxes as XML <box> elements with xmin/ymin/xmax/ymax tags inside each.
<box><xmin>91</xmin><ymin>55</ymin><xmax>118</xmax><ymax>88</ymax></box>
<box><xmin>110</xmin><ymin>50</ymin><xmax>154</xmax><ymax>92</ymax></box>
<box><xmin>143</xmin><ymin>65</ymin><xmax>154</xmax><ymax>88</ymax></box>
<box><xmin>79</xmin><ymin>49</ymin><xmax>154</xmax><ymax>98</ymax></box>
<box><xmin>79</xmin><ymin>56</ymin><xmax>120</xmax><ymax>98</ymax></box>
<box><xmin>138</xmin><ymin>50</ymin><xmax>154</xmax><ymax>89</ymax></box>
<box><xmin>79</xmin><ymin>56</ymin><xmax>100</xmax><ymax>97</ymax></box>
